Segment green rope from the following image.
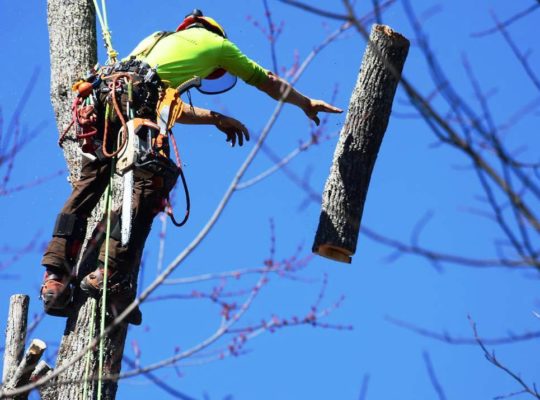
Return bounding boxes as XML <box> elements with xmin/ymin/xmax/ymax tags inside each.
<box><xmin>101</xmin><ymin>0</ymin><xmax>109</xmax><ymax>28</ymax></box>
<box><xmin>80</xmin><ymin>168</ymin><xmax>114</xmax><ymax>399</ymax></box>
<box><xmin>82</xmin><ymin>300</ymin><xmax>97</xmax><ymax>399</ymax></box>
<box><xmin>92</xmin><ymin>0</ymin><xmax>118</xmax><ymax>63</ymax></box>
<box><xmin>97</xmin><ymin>163</ymin><xmax>115</xmax><ymax>399</ymax></box>
<box><xmin>76</xmin><ymin>4</ymin><xmax>119</xmax><ymax>397</ymax></box>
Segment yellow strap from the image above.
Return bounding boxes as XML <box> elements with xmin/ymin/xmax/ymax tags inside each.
<box><xmin>157</xmin><ymin>88</ymin><xmax>184</xmax><ymax>132</ymax></box>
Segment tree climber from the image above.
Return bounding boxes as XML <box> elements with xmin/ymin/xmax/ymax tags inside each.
<box><xmin>40</xmin><ymin>9</ymin><xmax>342</xmax><ymax>322</ymax></box>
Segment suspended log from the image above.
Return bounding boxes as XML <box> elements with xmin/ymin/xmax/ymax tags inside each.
<box><xmin>312</xmin><ymin>24</ymin><xmax>410</xmax><ymax>263</ymax></box>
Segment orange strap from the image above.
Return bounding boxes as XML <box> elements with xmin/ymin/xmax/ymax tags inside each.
<box><xmin>156</xmin><ymin>87</ymin><xmax>184</xmax><ymax>132</ymax></box>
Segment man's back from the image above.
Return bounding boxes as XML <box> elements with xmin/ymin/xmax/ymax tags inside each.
<box><xmin>132</xmin><ymin>27</ymin><xmax>268</xmax><ymax>88</ymax></box>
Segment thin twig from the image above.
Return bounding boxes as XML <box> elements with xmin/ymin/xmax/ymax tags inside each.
<box><xmin>363</xmin><ymin>227</ymin><xmax>536</xmax><ymax>268</ymax></box>
<box><xmin>491</xmin><ymin>10</ymin><xmax>540</xmax><ymax>92</ymax></box>
<box><xmin>470</xmin><ymin>316</ymin><xmax>540</xmax><ymax>399</ymax></box>
<box><xmin>262</xmin><ymin>0</ymin><xmax>280</xmax><ymax>74</ymax></box>
<box><xmin>122</xmin><ymin>356</ymin><xmax>196</xmax><ymax>400</ymax></box>
<box><xmin>472</xmin><ymin>3</ymin><xmax>540</xmax><ymax>37</ymax></box>
<box><xmin>358</xmin><ymin>373</ymin><xmax>370</xmax><ymax>400</ymax></box>
<box><xmin>388</xmin><ymin>316</ymin><xmax>540</xmax><ymax>345</ymax></box>
<box><xmin>423</xmin><ymin>352</ymin><xmax>447</xmax><ymax>400</ymax></box>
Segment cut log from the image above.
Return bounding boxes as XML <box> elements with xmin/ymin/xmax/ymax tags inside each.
<box><xmin>312</xmin><ymin>24</ymin><xmax>410</xmax><ymax>263</ymax></box>
<box><xmin>29</xmin><ymin>360</ymin><xmax>52</xmax><ymax>383</ymax></box>
<box><xmin>7</xmin><ymin>339</ymin><xmax>47</xmax><ymax>391</ymax></box>
<box><xmin>2</xmin><ymin>295</ymin><xmax>29</xmax><ymax>384</ymax></box>
<box><xmin>31</xmin><ymin>361</ymin><xmax>53</xmax><ymax>400</ymax></box>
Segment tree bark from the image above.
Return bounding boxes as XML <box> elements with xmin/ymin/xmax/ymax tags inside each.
<box><xmin>29</xmin><ymin>361</ymin><xmax>52</xmax><ymax>384</ymax></box>
<box><xmin>7</xmin><ymin>339</ymin><xmax>47</xmax><ymax>393</ymax></box>
<box><xmin>312</xmin><ymin>24</ymin><xmax>410</xmax><ymax>263</ymax></box>
<box><xmin>44</xmin><ymin>1</ymin><xmax>127</xmax><ymax>399</ymax></box>
<box><xmin>2</xmin><ymin>296</ymin><xmax>48</xmax><ymax>400</ymax></box>
<box><xmin>48</xmin><ymin>0</ymin><xmax>97</xmax><ymax>181</ymax></box>
<box><xmin>2</xmin><ymin>295</ymin><xmax>29</xmax><ymax>384</ymax></box>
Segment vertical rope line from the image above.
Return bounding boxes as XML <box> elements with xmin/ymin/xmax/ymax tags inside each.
<box><xmin>92</xmin><ymin>0</ymin><xmax>106</xmax><ymax>30</ymax></box>
<box><xmin>92</xmin><ymin>0</ymin><xmax>118</xmax><ymax>63</ymax></box>
<box><xmin>82</xmin><ymin>300</ymin><xmax>97</xmax><ymax>399</ymax></box>
<box><xmin>101</xmin><ymin>0</ymin><xmax>109</xmax><ymax>28</ymax></box>
<box><xmin>97</xmin><ymin>163</ymin><xmax>114</xmax><ymax>400</ymax></box>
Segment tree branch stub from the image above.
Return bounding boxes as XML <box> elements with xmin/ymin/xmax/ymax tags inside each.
<box><xmin>2</xmin><ymin>295</ymin><xmax>29</xmax><ymax>384</ymax></box>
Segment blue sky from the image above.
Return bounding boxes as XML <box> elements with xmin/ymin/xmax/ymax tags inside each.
<box><xmin>0</xmin><ymin>0</ymin><xmax>539</xmax><ymax>399</ymax></box>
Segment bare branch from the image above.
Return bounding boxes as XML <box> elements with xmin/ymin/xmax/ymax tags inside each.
<box><xmin>262</xmin><ymin>0</ymin><xmax>280</xmax><ymax>74</ymax></box>
<box><xmin>358</xmin><ymin>373</ymin><xmax>370</xmax><ymax>400</ymax></box>
<box><xmin>491</xmin><ymin>11</ymin><xmax>540</xmax><ymax>92</ymax></box>
<box><xmin>388</xmin><ymin>316</ymin><xmax>540</xmax><ymax>345</ymax></box>
<box><xmin>472</xmin><ymin>2</ymin><xmax>540</xmax><ymax>37</ymax></box>
<box><xmin>363</xmin><ymin>226</ymin><xmax>537</xmax><ymax>268</ymax></box>
<box><xmin>470</xmin><ymin>316</ymin><xmax>540</xmax><ymax>399</ymax></box>
<box><xmin>122</xmin><ymin>356</ymin><xmax>196</xmax><ymax>400</ymax></box>
<box><xmin>423</xmin><ymin>352</ymin><xmax>447</xmax><ymax>400</ymax></box>
<box><xmin>276</xmin><ymin>0</ymin><xmax>349</xmax><ymax>20</ymax></box>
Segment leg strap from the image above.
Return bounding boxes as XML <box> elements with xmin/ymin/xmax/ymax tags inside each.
<box><xmin>110</xmin><ymin>212</ymin><xmax>122</xmax><ymax>242</ymax></box>
<box><xmin>53</xmin><ymin>213</ymin><xmax>87</xmax><ymax>239</ymax></box>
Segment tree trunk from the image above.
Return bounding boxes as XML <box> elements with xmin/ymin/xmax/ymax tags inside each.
<box><xmin>3</xmin><ymin>295</ymin><xmax>29</xmax><ymax>384</ymax></box>
<box><xmin>2</xmin><ymin>296</ymin><xmax>49</xmax><ymax>400</ymax></box>
<box><xmin>48</xmin><ymin>0</ymin><xmax>97</xmax><ymax>181</ymax></box>
<box><xmin>312</xmin><ymin>24</ymin><xmax>410</xmax><ymax>263</ymax></box>
<box><xmin>44</xmin><ymin>1</ymin><xmax>127</xmax><ymax>399</ymax></box>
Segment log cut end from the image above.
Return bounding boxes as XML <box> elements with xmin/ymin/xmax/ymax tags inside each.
<box><xmin>30</xmin><ymin>360</ymin><xmax>52</xmax><ymax>382</ymax></box>
<box><xmin>315</xmin><ymin>244</ymin><xmax>352</xmax><ymax>264</ymax></box>
<box><xmin>28</xmin><ymin>339</ymin><xmax>47</xmax><ymax>355</ymax></box>
<box><xmin>374</xmin><ymin>24</ymin><xmax>410</xmax><ymax>46</ymax></box>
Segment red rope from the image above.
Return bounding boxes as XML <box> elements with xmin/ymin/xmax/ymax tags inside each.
<box><xmin>101</xmin><ymin>73</ymin><xmax>130</xmax><ymax>158</ymax></box>
<box><xmin>169</xmin><ymin>129</ymin><xmax>182</xmax><ymax>168</ymax></box>
<box><xmin>58</xmin><ymin>96</ymin><xmax>99</xmax><ymax>147</ymax></box>
<box><xmin>58</xmin><ymin>97</ymin><xmax>79</xmax><ymax>147</ymax></box>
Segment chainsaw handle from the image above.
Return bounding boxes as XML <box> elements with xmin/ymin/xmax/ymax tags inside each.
<box><xmin>176</xmin><ymin>76</ymin><xmax>202</xmax><ymax>96</ymax></box>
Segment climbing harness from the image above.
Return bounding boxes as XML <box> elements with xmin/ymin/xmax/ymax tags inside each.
<box><xmin>158</xmin><ymin>77</ymin><xmax>204</xmax><ymax>226</ymax></box>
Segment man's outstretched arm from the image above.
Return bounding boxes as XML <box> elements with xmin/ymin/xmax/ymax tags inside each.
<box><xmin>176</xmin><ymin>106</ymin><xmax>250</xmax><ymax>147</ymax></box>
<box><xmin>256</xmin><ymin>72</ymin><xmax>343</xmax><ymax>126</ymax></box>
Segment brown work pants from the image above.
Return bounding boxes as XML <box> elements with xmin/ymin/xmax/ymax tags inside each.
<box><xmin>41</xmin><ymin>155</ymin><xmax>171</xmax><ymax>275</ymax></box>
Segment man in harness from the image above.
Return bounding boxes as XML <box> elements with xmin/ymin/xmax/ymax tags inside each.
<box><xmin>40</xmin><ymin>9</ymin><xmax>342</xmax><ymax>322</ymax></box>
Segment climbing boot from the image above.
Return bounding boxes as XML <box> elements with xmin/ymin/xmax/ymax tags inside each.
<box><xmin>80</xmin><ymin>265</ymin><xmax>142</xmax><ymax>325</ymax></box>
<box><xmin>40</xmin><ymin>268</ymin><xmax>73</xmax><ymax>317</ymax></box>
<box><xmin>109</xmin><ymin>296</ymin><xmax>143</xmax><ymax>326</ymax></box>
<box><xmin>80</xmin><ymin>264</ymin><xmax>130</xmax><ymax>298</ymax></box>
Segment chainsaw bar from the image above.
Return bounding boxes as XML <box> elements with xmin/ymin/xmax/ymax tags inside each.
<box><xmin>121</xmin><ymin>170</ymin><xmax>134</xmax><ymax>246</ymax></box>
